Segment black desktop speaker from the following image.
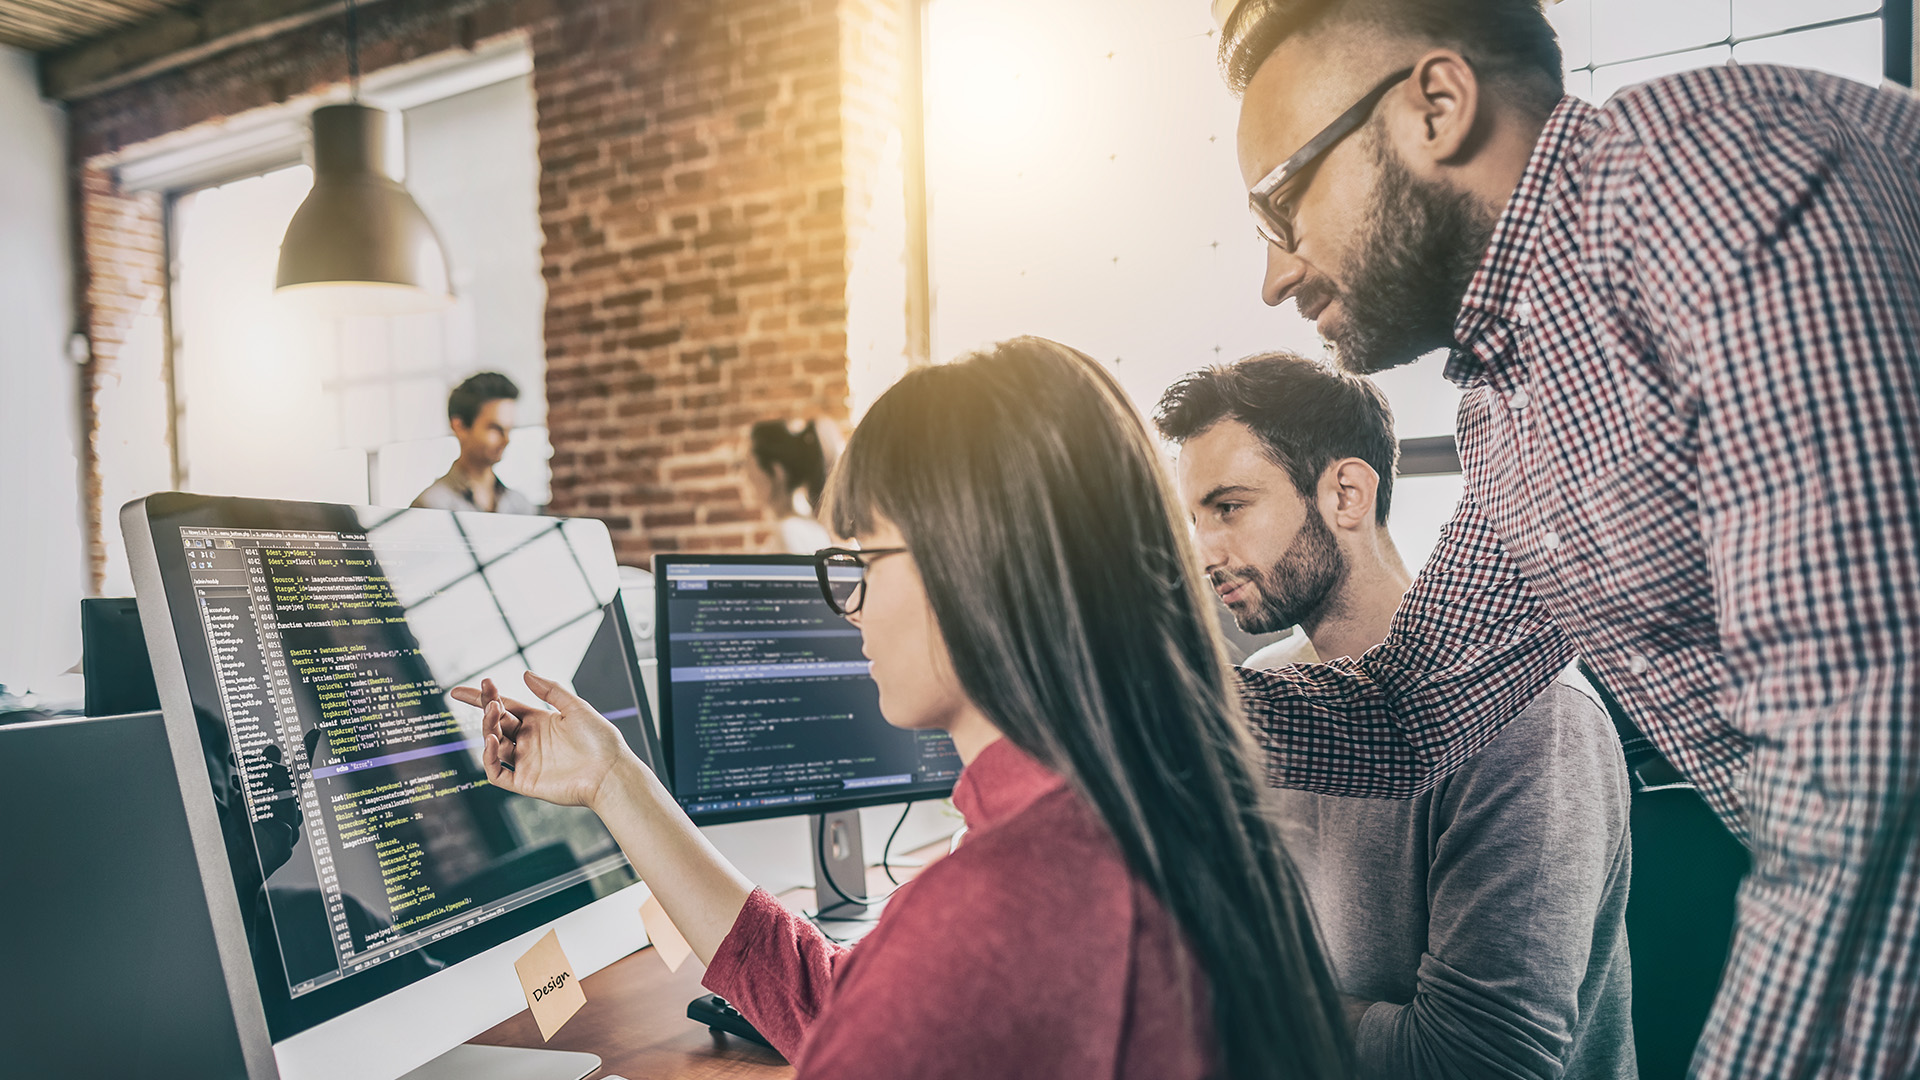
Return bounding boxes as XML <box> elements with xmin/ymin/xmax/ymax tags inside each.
<box><xmin>81</xmin><ymin>597</ymin><xmax>160</xmax><ymax>717</ymax></box>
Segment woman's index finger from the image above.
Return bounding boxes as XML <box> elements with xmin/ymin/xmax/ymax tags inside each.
<box><xmin>522</xmin><ymin>670</ymin><xmax>590</xmax><ymax>712</ymax></box>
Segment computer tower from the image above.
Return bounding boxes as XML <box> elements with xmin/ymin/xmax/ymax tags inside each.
<box><xmin>81</xmin><ymin>597</ymin><xmax>160</xmax><ymax>717</ymax></box>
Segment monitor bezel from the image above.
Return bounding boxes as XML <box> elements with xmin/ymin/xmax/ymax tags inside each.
<box><xmin>124</xmin><ymin>491</ymin><xmax>659</xmax><ymax>1057</ymax></box>
<box><xmin>652</xmin><ymin>552</ymin><xmax>957</xmax><ymax>827</ymax></box>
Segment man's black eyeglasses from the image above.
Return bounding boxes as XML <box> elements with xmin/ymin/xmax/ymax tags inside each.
<box><xmin>814</xmin><ymin>546</ymin><xmax>908</xmax><ymax>617</ymax></box>
<box><xmin>1248</xmin><ymin>67</ymin><xmax>1414</xmax><ymax>253</ymax></box>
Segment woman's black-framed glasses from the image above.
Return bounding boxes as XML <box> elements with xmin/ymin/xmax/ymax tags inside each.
<box><xmin>1248</xmin><ymin>66</ymin><xmax>1414</xmax><ymax>253</ymax></box>
<box><xmin>814</xmin><ymin>546</ymin><xmax>908</xmax><ymax>617</ymax></box>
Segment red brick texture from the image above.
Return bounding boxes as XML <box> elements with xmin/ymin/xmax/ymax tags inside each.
<box><xmin>533</xmin><ymin>0</ymin><xmax>886</xmax><ymax>561</ymax></box>
<box><xmin>70</xmin><ymin>0</ymin><xmax>908</xmax><ymax>581</ymax></box>
<box><xmin>74</xmin><ymin>165</ymin><xmax>167</xmax><ymax>587</ymax></box>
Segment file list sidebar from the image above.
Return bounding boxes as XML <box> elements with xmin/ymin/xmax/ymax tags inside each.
<box><xmin>663</xmin><ymin>564</ymin><xmax>961</xmax><ymax>816</ymax></box>
<box><xmin>187</xmin><ymin>528</ymin><xmax>361</xmax><ymax>993</ymax></box>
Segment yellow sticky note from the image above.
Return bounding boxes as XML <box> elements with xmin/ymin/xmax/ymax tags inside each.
<box><xmin>640</xmin><ymin>893</ymin><xmax>692</xmax><ymax>972</ymax></box>
<box><xmin>513</xmin><ymin>929</ymin><xmax>586</xmax><ymax>1041</ymax></box>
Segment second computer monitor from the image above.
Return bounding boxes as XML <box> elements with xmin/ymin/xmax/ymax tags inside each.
<box><xmin>653</xmin><ymin>554</ymin><xmax>961</xmax><ymax>825</ymax></box>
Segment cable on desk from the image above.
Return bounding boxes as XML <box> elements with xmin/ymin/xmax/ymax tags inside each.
<box><xmin>881</xmin><ymin>801</ymin><xmax>911</xmax><ymax>887</ymax></box>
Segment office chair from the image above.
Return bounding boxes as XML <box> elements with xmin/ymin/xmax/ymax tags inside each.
<box><xmin>1579</xmin><ymin>661</ymin><xmax>1749</xmax><ymax>1080</ymax></box>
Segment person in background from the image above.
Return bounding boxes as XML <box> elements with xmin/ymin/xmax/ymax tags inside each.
<box><xmin>453</xmin><ymin>337</ymin><xmax>1352</xmax><ymax>1079</ymax></box>
<box><xmin>413</xmin><ymin>372</ymin><xmax>537</xmax><ymax>514</ymax></box>
<box><xmin>745</xmin><ymin>418</ymin><xmax>838</xmax><ymax>553</ymax></box>
<box><xmin>1158</xmin><ymin>352</ymin><xmax>1633</xmax><ymax>1080</ymax></box>
<box><xmin>1213</xmin><ymin>0</ymin><xmax>1920</xmax><ymax>1074</ymax></box>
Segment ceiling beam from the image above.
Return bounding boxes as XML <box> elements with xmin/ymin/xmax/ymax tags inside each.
<box><xmin>41</xmin><ymin>0</ymin><xmax>393</xmax><ymax>102</ymax></box>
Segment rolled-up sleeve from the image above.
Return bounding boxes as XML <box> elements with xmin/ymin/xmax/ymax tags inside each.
<box><xmin>1241</xmin><ymin>490</ymin><xmax>1575</xmax><ymax>799</ymax></box>
<box><xmin>700</xmin><ymin>887</ymin><xmax>851</xmax><ymax>1060</ymax></box>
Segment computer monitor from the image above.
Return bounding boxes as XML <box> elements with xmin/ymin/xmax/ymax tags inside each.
<box><xmin>124</xmin><ymin>493</ymin><xmax>661</xmax><ymax>1080</ymax></box>
<box><xmin>651</xmin><ymin>554</ymin><xmax>961</xmax><ymax>826</ymax></box>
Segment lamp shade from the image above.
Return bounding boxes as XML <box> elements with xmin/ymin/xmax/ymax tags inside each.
<box><xmin>275</xmin><ymin>103</ymin><xmax>451</xmax><ymax>314</ymax></box>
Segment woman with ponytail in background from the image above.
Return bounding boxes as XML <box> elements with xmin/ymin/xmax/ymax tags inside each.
<box><xmin>452</xmin><ymin>338</ymin><xmax>1350</xmax><ymax>1079</ymax></box>
<box><xmin>746</xmin><ymin>418</ymin><xmax>839</xmax><ymax>554</ymax></box>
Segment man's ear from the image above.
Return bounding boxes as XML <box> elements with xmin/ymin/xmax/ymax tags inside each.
<box><xmin>1386</xmin><ymin>47</ymin><xmax>1483</xmax><ymax>168</ymax></box>
<box><xmin>1322</xmin><ymin>458</ymin><xmax>1380</xmax><ymax>532</ymax></box>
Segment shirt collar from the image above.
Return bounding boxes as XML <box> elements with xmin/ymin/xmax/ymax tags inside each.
<box><xmin>440</xmin><ymin>467</ymin><xmax>506</xmax><ymax>499</ymax></box>
<box><xmin>1446</xmin><ymin>92</ymin><xmax>1600</xmax><ymax>388</ymax></box>
<box><xmin>950</xmin><ymin>737</ymin><xmax>1067</xmax><ymax>831</ymax></box>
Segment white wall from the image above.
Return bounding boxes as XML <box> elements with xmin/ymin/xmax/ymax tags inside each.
<box><xmin>404</xmin><ymin>74</ymin><xmax>547</xmax><ymax>432</ymax></box>
<box><xmin>920</xmin><ymin>0</ymin><xmax>1899</xmax><ymax>578</ymax></box>
<box><xmin>163</xmin><ymin>71</ymin><xmax>550</xmax><ymax>511</ymax></box>
<box><xmin>0</xmin><ymin>46</ymin><xmax>85</xmax><ymax>702</ymax></box>
<box><xmin>921</xmin><ymin>0</ymin><xmax>1465</xmax><ymax>572</ymax></box>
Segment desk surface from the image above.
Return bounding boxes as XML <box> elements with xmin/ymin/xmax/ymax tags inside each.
<box><xmin>470</xmin><ymin>843</ymin><xmax>944</xmax><ymax>1079</ymax></box>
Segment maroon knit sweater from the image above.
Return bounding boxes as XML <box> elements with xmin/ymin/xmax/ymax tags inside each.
<box><xmin>703</xmin><ymin>738</ymin><xmax>1217</xmax><ymax>1078</ymax></box>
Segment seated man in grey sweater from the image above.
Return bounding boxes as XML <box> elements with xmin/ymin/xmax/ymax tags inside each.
<box><xmin>1156</xmin><ymin>353</ymin><xmax>1633</xmax><ymax>1080</ymax></box>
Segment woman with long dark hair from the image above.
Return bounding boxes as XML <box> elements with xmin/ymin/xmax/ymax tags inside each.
<box><xmin>453</xmin><ymin>337</ymin><xmax>1350</xmax><ymax>1078</ymax></box>
<box><xmin>745</xmin><ymin>417</ymin><xmax>838</xmax><ymax>553</ymax></box>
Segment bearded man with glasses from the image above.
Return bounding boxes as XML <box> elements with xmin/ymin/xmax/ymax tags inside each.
<box><xmin>1211</xmin><ymin>1</ymin><xmax>1920</xmax><ymax>1078</ymax></box>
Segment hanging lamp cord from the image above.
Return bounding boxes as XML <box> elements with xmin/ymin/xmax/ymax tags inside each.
<box><xmin>345</xmin><ymin>0</ymin><xmax>361</xmax><ymax>99</ymax></box>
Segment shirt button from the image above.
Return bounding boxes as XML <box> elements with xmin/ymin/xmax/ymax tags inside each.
<box><xmin>1513</xmin><ymin>299</ymin><xmax>1534</xmax><ymax>324</ymax></box>
<box><xmin>1509</xmin><ymin>388</ymin><xmax>1531</xmax><ymax>411</ymax></box>
<box><xmin>1628</xmin><ymin>653</ymin><xmax>1650</xmax><ymax>675</ymax></box>
<box><xmin>1541</xmin><ymin>529</ymin><xmax>1561</xmax><ymax>552</ymax></box>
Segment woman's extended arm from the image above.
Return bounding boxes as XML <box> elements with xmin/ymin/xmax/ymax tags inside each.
<box><xmin>449</xmin><ymin>672</ymin><xmax>753</xmax><ymax>965</ymax></box>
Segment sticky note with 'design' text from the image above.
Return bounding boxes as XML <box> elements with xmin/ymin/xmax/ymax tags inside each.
<box><xmin>514</xmin><ymin>928</ymin><xmax>586</xmax><ymax>1041</ymax></box>
<box><xmin>639</xmin><ymin>893</ymin><xmax>693</xmax><ymax>972</ymax></box>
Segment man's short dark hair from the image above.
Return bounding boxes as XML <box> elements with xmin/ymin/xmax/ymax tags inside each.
<box><xmin>447</xmin><ymin>371</ymin><xmax>520</xmax><ymax>426</ymax></box>
<box><xmin>1154</xmin><ymin>351</ymin><xmax>1399</xmax><ymax>524</ymax></box>
<box><xmin>1220</xmin><ymin>0</ymin><xmax>1564</xmax><ymax>115</ymax></box>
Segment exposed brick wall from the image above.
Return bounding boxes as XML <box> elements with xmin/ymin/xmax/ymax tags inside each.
<box><xmin>68</xmin><ymin>0</ymin><xmax>910</xmax><ymax>582</ymax></box>
<box><xmin>74</xmin><ymin>165</ymin><xmax>169</xmax><ymax>590</ymax></box>
<box><xmin>534</xmin><ymin>0</ymin><xmax>861</xmax><ymax>561</ymax></box>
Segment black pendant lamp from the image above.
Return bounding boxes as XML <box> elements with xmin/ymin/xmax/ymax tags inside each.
<box><xmin>275</xmin><ymin>0</ymin><xmax>451</xmax><ymax>314</ymax></box>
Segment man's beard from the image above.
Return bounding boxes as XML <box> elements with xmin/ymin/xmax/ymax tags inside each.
<box><xmin>1213</xmin><ymin>508</ymin><xmax>1347</xmax><ymax>636</ymax></box>
<box><xmin>1320</xmin><ymin>128</ymin><xmax>1497</xmax><ymax>375</ymax></box>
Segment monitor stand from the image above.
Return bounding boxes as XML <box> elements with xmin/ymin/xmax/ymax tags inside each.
<box><xmin>811</xmin><ymin>808</ymin><xmax>888</xmax><ymax>936</ymax></box>
<box><xmin>812</xmin><ymin>808</ymin><xmax>869</xmax><ymax>918</ymax></box>
<box><xmin>399</xmin><ymin>1044</ymin><xmax>601</xmax><ymax>1080</ymax></box>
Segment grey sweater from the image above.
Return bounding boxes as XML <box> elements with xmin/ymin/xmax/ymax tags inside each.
<box><xmin>1269</xmin><ymin>669</ymin><xmax>1635</xmax><ymax>1080</ymax></box>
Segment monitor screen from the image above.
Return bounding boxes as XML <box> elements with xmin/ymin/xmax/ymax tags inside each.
<box><xmin>654</xmin><ymin>555</ymin><xmax>962</xmax><ymax>825</ymax></box>
<box><xmin>133</xmin><ymin>494</ymin><xmax>655</xmax><ymax>1042</ymax></box>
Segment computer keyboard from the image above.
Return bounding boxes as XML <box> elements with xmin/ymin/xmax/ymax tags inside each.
<box><xmin>688</xmin><ymin>993</ymin><xmax>774</xmax><ymax>1049</ymax></box>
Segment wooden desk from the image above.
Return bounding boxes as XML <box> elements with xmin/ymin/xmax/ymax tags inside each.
<box><xmin>469</xmin><ymin>843</ymin><xmax>945</xmax><ymax>1079</ymax></box>
<box><xmin>469</xmin><ymin>936</ymin><xmax>789</xmax><ymax>1079</ymax></box>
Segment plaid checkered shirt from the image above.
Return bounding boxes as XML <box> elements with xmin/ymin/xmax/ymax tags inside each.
<box><xmin>1237</xmin><ymin>65</ymin><xmax>1920</xmax><ymax>1078</ymax></box>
